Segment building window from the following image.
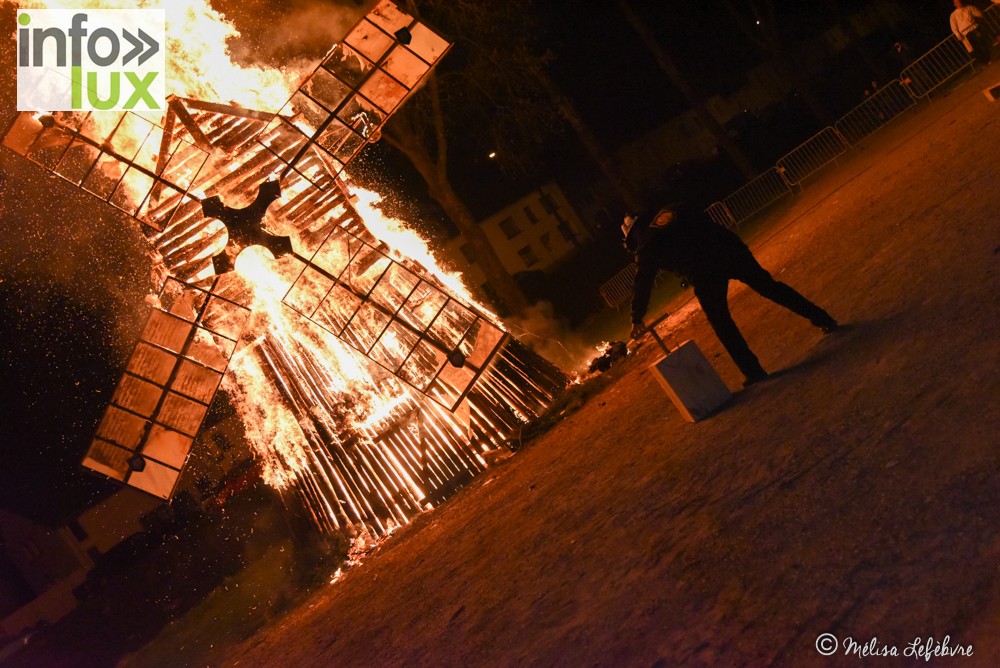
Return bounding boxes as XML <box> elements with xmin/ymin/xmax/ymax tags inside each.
<box><xmin>523</xmin><ymin>205</ymin><xmax>538</xmax><ymax>224</ymax></box>
<box><xmin>68</xmin><ymin>519</ymin><xmax>88</xmax><ymax>542</ymax></box>
<box><xmin>498</xmin><ymin>216</ymin><xmax>521</xmax><ymax>239</ymax></box>
<box><xmin>459</xmin><ymin>242</ymin><xmax>476</xmax><ymax>263</ymax></box>
<box><xmin>557</xmin><ymin>221</ymin><xmax>576</xmax><ymax>244</ymax></box>
<box><xmin>539</xmin><ymin>232</ymin><xmax>552</xmax><ymax>252</ymax></box>
<box><xmin>517</xmin><ymin>244</ymin><xmax>539</xmax><ymax>267</ymax></box>
<box><xmin>539</xmin><ymin>192</ymin><xmax>559</xmax><ymax>215</ymax></box>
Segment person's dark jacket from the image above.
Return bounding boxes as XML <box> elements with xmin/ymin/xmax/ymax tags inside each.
<box><xmin>630</xmin><ymin>203</ymin><xmax>749</xmax><ymax>325</ymax></box>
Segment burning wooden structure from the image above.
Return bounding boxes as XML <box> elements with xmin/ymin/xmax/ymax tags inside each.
<box><xmin>3</xmin><ymin>1</ymin><xmax>566</xmax><ymax>538</ymax></box>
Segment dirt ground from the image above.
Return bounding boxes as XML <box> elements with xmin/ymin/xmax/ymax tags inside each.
<box><xmin>206</xmin><ymin>65</ymin><xmax>1000</xmax><ymax>668</ymax></box>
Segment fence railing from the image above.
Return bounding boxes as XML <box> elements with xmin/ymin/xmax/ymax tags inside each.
<box><xmin>598</xmin><ymin>262</ymin><xmax>637</xmax><ymax>310</ymax></box>
<box><xmin>902</xmin><ymin>35</ymin><xmax>974</xmax><ymax>98</ymax></box>
<box><xmin>776</xmin><ymin>126</ymin><xmax>848</xmax><ymax>187</ymax></box>
<box><xmin>983</xmin><ymin>4</ymin><xmax>1000</xmax><ymax>36</ymax></box>
<box><xmin>707</xmin><ymin>167</ymin><xmax>792</xmax><ymax>230</ymax></box>
<box><xmin>598</xmin><ymin>6</ymin><xmax>995</xmax><ymax>310</ymax></box>
<box><xmin>835</xmin><ymin>79</ymin><xmax>916</xmax><ymax>145</ymax></box>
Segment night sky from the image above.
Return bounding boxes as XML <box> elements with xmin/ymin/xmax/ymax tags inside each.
<box><xmin>0</xmin><ymin>0</ymin><xmax>957</xmax><ymax>525</ymax></box>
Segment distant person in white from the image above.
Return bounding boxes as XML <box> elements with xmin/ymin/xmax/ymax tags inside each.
<box><xmin>950</xmin><ymin>0</ymin><xmax>990</xmax><ymax>64</ymax></box>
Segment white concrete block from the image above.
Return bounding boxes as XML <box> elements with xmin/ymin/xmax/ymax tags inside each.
<box><xmin>648</xmin><ymin>340</ymin><xmax>732</xmax><ymax>422</ymax></box>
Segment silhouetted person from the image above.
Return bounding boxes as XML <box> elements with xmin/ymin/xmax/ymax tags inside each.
<box><xmin>624</xmin><ymin>203</ymin><xmax>838</xmax><ymax>387</ymax></box>
<box><xmin>951</xmin><ymin>0</ymin><xmax>990</xmax><ymax>65</ymax></box>
<box><xmin>892</xmin><ymin>40</ymin><xmax>914</xmax><ymax>69</ymax></box>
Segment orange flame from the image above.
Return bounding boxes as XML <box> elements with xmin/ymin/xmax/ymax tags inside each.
<box><xmin>348</xmin><ymin>185</ymin><xmax>499</xmax><ymax>320</ymax></box>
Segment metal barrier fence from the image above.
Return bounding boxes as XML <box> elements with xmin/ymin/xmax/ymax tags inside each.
<box><xmin>705</xmin><ymin>201</ymin><xmax>736</xmax><ymax>229</ymax></box>
<box><xmin>776</xmin><ymin>126</ymin><xmax>848</xmax><ymax>186</ymax></box>
<box><xmin>710</xmin><ymin>167</ymin><xmax>792</xmax><ymax>229</ymax></box>
<box><xmin>835</xmin><ymin>79</ymin><xmax>916</xmax><ymax>145</ymax></box>
<box><xmin>598</xmin><ymin>8</ymin><xmax>996</xmax><ymax>309</ymax></box>
<box><xmin>982</xmin><ymin>4</ymin><xmax>1000</xmax><ymax>37</ymax></box>
<box><xmin>902</xmin><ymin>35</ymin><xmax>973</xmax><ymax>98</ymax></box>
<box><xmin>598</xmin><ymin>262</ymin><xmax>637</xmax><ymax>310</ymax></box>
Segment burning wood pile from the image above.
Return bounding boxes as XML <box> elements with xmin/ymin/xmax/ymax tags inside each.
<box><xmin>2</xmin><ymin>1</ymin><xmax>566</xmax><ymax>539</ymax></box>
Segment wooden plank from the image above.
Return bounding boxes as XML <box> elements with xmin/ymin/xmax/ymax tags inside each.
<box><xmin>179</xmin><ymin>97</ymin><xmax>277</xmax><ymax>122</ymax></box>
<box><xmin>168</xmin><ymin>98</ymin><xmax>213</xmax><ymax>152</ymax></box>
<box><xmin>149</xmin><ymin>106</ymin><xmax>176</xmax><ymax>206</ymax></box>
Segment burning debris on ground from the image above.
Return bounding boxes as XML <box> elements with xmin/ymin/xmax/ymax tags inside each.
<box><xmin>587</xmin><ymin>340</ymin><xmax>629</xmax><ymax>374</ymax></box>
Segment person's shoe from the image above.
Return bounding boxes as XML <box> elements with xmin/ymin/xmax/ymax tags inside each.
<box><xmin>742</xmin><ymin>370</ymin><xmax>769</xmax><ymax>388</ymax></box>
<box><xmin>813</xmin><ymin>317</ymin><xmax>838</xmax><ymax>334</ymax></box>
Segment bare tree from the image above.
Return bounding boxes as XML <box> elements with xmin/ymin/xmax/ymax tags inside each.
<box><xmin>381</xmin><ymin>81</ymin><xmax>528</xmax><ymax>314</ymax></box>
<box><xmin>720</xmin><ymin>0</ymin><xmax>833</xmax><ymax>126</ymax></box>
<box><xmin>617</xmin><ymin>0</ymin><xmax>757</xmax><ymax>181</ymax></box>
<box><xmin>824</xmin><ymin>0</ymin><xmax>891</xmax><ymax>85</ymax></box>
<box><xmin>379</xmin><ymin>0</ymin><xmax>575</xmax><ymax>314</ymax></box>
<box><xmin>535</xmin><ymin>71</ymin><xmax>644</xmax><ymax>213</ymax></box>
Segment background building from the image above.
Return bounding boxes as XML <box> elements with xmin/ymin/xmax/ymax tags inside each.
<box><xmin>443</xmin><ymin>182</ymin><xmax>590</xmax><ymax>298</ymax></box>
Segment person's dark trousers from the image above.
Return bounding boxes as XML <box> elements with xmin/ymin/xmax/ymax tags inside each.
<box><xmin>693</xmin><ymin>253</ymin><xmax>835</xmax><ymax>377</ymax></box>
<box><xmin>693</xmin><ymin>277</ymin><xmax>766</xmax><ymax>379</ymax></box>
<box><xmin>968</xmin><ymin>28</ymin><xmax>992</xmax><ymax>65</ymax></box>
<box><xmin>728</xmin><ymin>252</ymin><xmax>835</xmax><ymax>329</ymax></box>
